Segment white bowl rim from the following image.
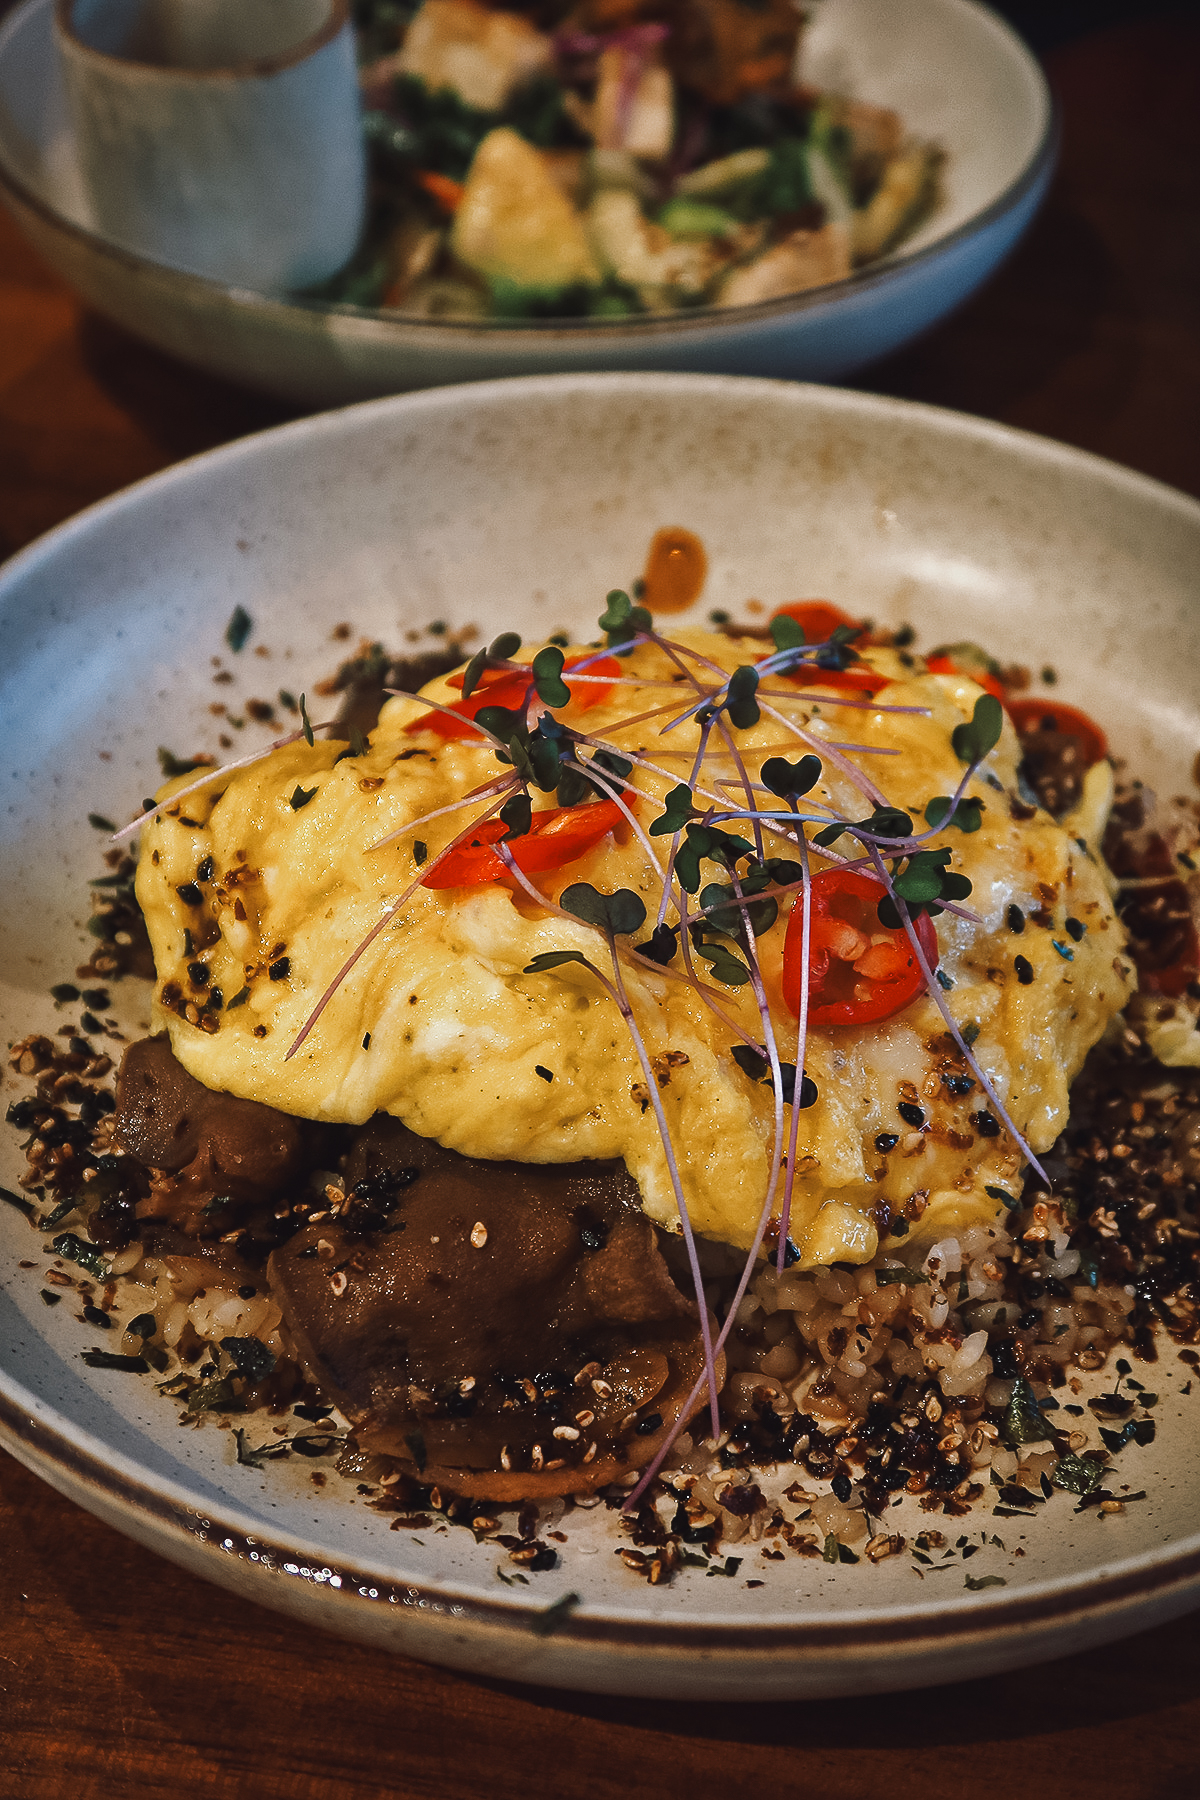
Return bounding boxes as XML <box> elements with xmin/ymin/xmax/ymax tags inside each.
<box><xmin>0</xmin><ymin>0</ymin><xmax>1057</xmax><ymax>344</ymax></box>
<box><xmin>3</xmin><ymin>370</ymin><xmax>1200</xmax><ymax>1665</ymax></box>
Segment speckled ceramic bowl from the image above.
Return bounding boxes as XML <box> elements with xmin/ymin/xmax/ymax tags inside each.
<box><xmin>0</xmin><ymin>0</ymin><xmax>1054</xmax><ymax>403</ymax></box>
<box><xmin>2</xmin><ymin>375</ymin><xmax>1199</xmax><ymax>1698</ymax></box>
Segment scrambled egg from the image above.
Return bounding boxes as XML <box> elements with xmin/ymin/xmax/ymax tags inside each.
<box><xmin>136</xmin><ymin>632</ymin><xmax>1134</xmax><ymax>1264</ymax></box>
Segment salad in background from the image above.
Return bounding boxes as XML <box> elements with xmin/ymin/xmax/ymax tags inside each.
<box><xmin>321</xmin><ymin>0</ymin><xmax>942</xmax><ymax>319</ymax></box>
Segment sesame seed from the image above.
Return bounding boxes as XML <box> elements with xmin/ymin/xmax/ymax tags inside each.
<box><xmin>470</xmin><ymin>1221</ymin><xmax>488</xmax><ymax>1248</ymax></box>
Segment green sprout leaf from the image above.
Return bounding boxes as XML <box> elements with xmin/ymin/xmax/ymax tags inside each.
<box><xmin>699</xmin><ymin>881</ymin><xmax>777</xmax><ymax>938</ymax></box>
<box><xmin>559</xmin><ymin>884</ymin><xmax>647</xmax><ymax>937</ymax></box>
<box><xmin>726</xmin><ymin>665</ymin><xmax>760</xmax><ymax>730</ymax></box>
<box><xmin>925</xmin><ymin>795</ymin><xmax>983</xmax><ymax>833</ymax></box>
<box><xmin>599</xmin><ymin>589</ymin><xmax>651</xmax><ymax>649</ymax></box>
<box><xmin>532</xmin><ymin>645</ymin><xmax>571</xmax><ymax>708</ymax></box>
<box><xmin>861</xmin><ymin>806</ymin><xmax>914</xmax><ymax>840</ymax></box>
<box><xmin>769</xmin><ymin>613</ymin><xmax>805</xmax><ymax>652</ymax></box>
<box><xmin>459</xmin><ymin>649</ymin><xmax>489</xmax><ymax>699</ymax></box>
<box><xmin>649</xmin><ymin>783</ymin><xmax>695</xmax><ymax>837</ymax></box>
<box><xmin>290</xmin><ymin>783</ymin><xmax>318</xmax><ymax>811</ymax></box>
<box><xmin>761</xmin><ymin>754</ymin><xmax>821</xmax><ymax>799</ymax></box>
<box><xmin>636</xmin><ymin>922</ymin><xmax>678</xmax><ymax>965</ymax></box>
<box><xmin>674</xmin><ymin>823</ymin><xmax>755</xmax><ymax>893</ymax></box>
<box><xmin>299</xmin><ymin>694</ymin><xmax>315</xmax><ymax>748</ymax></box>
<box><xmin>499</xmin><ymin>795</ymin><xmax>532</xmax><ymax>840</ymax></box>
<box><xmin>525</xmin><ymin>951</ymin><xmax>596</xmax><ymax>975</ymax></box>
<box><xmin>893</xmin><ymin>848</ymin><xmax>953</xmax><ymax>904</ymax></box>
<box><xmin>691</xmin><ymin>936</ymin><xmax>750</xmax><ymax>985</ymax></box>
<box><xmin>952</xmin><ymin>693</ymin><xmax>1004</xmax><ymax>765</ymax></box>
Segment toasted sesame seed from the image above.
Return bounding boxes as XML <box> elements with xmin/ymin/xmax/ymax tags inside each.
<box><xmin>329</xmin><ymin>1270</ymin><xmax>348</xmax><ymax>1297</ymax></box>
<box><xmin>470</xmin><ymin>1220</ymin><xmax>488</xmax><ymax>1248</ymax></box>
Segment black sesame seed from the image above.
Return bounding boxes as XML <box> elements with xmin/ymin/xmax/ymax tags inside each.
<box><xmin>942</xmin><ymin>1074</ymin><xmax>976</xmax><ymax>1096</ymax></box>
<box><xmin>1006</xmin><ymin>904</ymin><xmax>1025</xmax><ymax>934</ymax></box>
<box><xmin>176</xmin><ymin>882</ymin><xmax>203</xmax><ymax>906</ymax></box>
<box><xmin>875</xmin><ymin>1132</ymin><xmax>899</xmax><ymax>1153</ymax></box>
<box><xmin>69</xmin><ymin>1037</ymin><xmax>92</xmax><ymax>1058</ymax></box>
<box><xmin>831</xmin><ymin>1471</ymin><xmax>852</xmax><ymax>1503</ymax></box>
<box><xmin>187</xmin><ymin>961</ymin><xmax>210</xmax><ymax>986</ymax></box>
<box><xmin>1065</xmin><ymin>917</ymin><xmax>1086</xmax><ymax>941</ymax></box>
<box><xmin>635</xmin><ymin>1412</ymin><xmax>663</xmax><ymax>1435</ymax></box>
<box><xmin>1015</xmin><ymin>955</ymin><xmax>1034</xmax><ymax>985</ymax></box>
<box><xmin>971</xmin><ymin>1110</ymin><xmax>1001</xmax><ymax>1137</ymax></box>
<box><xmin>238</xmin><ymin>1286</ymin><xmax>258</xmax><ymax>1300</ymax></box>
<box><xmin>897</xmin><ymin>1102</ymin><xmax>925</xmax><ymax>1128</ymax></box>
<box><xmin>269</xmin><ymin>957</ymin><xmax>291</xmax><ymax>981</ymax></box>
<box><xmin>82</xmin><ymin>1304</ymin><xmax>111</xmax><ymax>1328</ymax></box>
<box><xmin>80</xmin><ymin>1011</ymin><xmax>102</xmax><ymax>1033</ymax></box>
<box><xmin>196</xmin><ymin>855</ymin><xmax>215</xmax><ymax>882</ymax></box>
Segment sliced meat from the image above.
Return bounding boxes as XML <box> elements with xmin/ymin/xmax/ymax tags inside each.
<box><xmin>115</xmin><ymin>1035</ymin><xmax>333</xmax><ymax>1237</ymax></box>
<box><xmin>269</xmin><ymin>1126</ymin><xmax>715</xmax><ymax>1497</ymax></box>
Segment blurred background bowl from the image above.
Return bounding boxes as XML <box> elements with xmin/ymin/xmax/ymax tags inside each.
<box><xmin>0</xmin><ymin>0</ymin><xmax>1054</xmax><ymax>406</ymax></box>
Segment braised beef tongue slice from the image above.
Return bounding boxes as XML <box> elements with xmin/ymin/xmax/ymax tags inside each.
<box><xmin>268</xmin><ymin>1133</ymin><xmax>698</xmax><ymax>1478</ymax></box>
<box><xmin>117</xmin><ymin>1035</ymin><xmax>310</xmax><ymax>1195</ymax></box>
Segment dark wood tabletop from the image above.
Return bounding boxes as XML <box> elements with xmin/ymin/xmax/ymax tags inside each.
<box><xmin>2</xmin><ymin>9</ymin><xmax>1199</xmax><ymax>1797</ymax></box>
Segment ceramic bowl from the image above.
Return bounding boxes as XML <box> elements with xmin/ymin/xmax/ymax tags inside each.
<box><xmin>2</xmin><ymin>374</ymin><xmax>1199</xmax><ymax>1700</ymax></box>
<box><xmin>0</xmin><ymin>0</ymin><xmax>1054</xmax><ymax>404</ymax></box>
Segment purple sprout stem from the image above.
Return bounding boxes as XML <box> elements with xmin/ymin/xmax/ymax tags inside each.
<box><xmin>110</xmin><ymin>718</ymin><xmax>343</xmax><ymax>843</ymax></box>
<box><xmin>602</xmin><ymin>932</ymin><xmax>722</xmax><ymax>1444</ymax></box>
<box><xmin>864</xmin><ymin>845</ymin><xmax>1051</xmax><ymax>1188</ymax></box>
<box><xmin>367</xmin><ymin>774</ymin><xmax>518</xmax><ymax>852</ymax></box>
<box><xmin>283</xmin><ymin>786</ymin><xmax>514</xmax><ymax>1061</ymax></box>
<box><xmin>778</xmin><ymin>825</ymin><xmax>814</xmax><ymax>1271</ymax></box>
<box><xmin>756</xmin><ymin>699</ymin><xmax>893</xmax><ymax>811</ymax></box>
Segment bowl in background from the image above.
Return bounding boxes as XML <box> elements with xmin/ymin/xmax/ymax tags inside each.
<box><xmin>0</xmin><ymin>0</ymin><xmax>1054</xmax><ymax>404</ymax></box>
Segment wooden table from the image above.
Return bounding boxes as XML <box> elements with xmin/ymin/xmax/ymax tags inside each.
<box><xmin>2</xmin><ymin>11</ymin><xmax>1199</xmax><ymax>1796</ymax></box>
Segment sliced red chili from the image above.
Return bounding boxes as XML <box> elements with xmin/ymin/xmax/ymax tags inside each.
<box><xmin>422</xmin><ymin>799</ymin><xmax>625</xmax><ymax>889</ymax></box>
<box><xmin>785</xmin><ymin>663</ymin><xmax>891</xmax><ymax>698</ymax></box>
<box><xmin>772</xmin><ymin>601</ymin><xmax>863</xmax><ymax>643</ymax></box>
<box><xmin>925</xmin><ymin>653</ymin><xmax>1007</xmax><ymax>704</ymax></box>
<box><xmin>782</xmin><ymin>869</ymin><xmax>939</xmax><ymax>1028</ymax></box>
<box><xmin>1006</xmin><ymin>699</ymin><xmax>1108</xmax><ymax>768</ymax></box>
<box><xmin>408</xmin><ymin>655</ymin><xmax>621</xmax><ymax>741</ymax></box>
<box><xmin>769</xmin><ymin>601</ymin><xmax>888</xmax><ymax>697</ymax></box>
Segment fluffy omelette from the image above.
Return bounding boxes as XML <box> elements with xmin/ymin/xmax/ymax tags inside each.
<box><xmin>136</xmin><ymin>630</ymin><xmax>1134</xmax><ymax>1265</ymax></box>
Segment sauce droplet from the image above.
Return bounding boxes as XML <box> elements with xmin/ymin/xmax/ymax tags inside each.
<box><xmin>640</xmin><ymin>527</ymin><xmax>707</xmax><ymax>614</ymax></box>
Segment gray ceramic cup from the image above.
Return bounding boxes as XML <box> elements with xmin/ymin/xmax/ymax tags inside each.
<box><xmin>55</xmin><ymin>0</ymin><xmax>364</xmax><ymax>292</ymax></box>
